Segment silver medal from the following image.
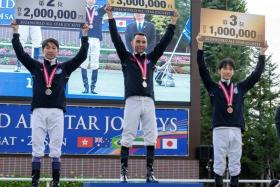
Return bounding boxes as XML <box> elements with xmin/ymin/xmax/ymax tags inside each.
<box><xmin>142</xmin><ymin>81</ymin><xmax>147</xmax><ymax>88</ymax></box>
<box><xmin>45</xmin><ymin>88</ymin><xmax>52</xmax><ymax>95</ymax></box>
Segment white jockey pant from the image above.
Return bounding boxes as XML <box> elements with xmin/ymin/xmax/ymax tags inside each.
<box><xmin>18</xmin><ymin>25</ymin><xmax>42</xmax><ymax>57</ymax></box>
<box><xmin>213</xmin><ymin>127</ymin><xmax>242</xmax><ymax>176</ymax></box>
<box><xmin>31</xmin><ymin>108</ymin><xmax>64</xmax><ymax>158</ymax></box>
<box><xmin>120</xmin><ymin>96</ymin><xmax>158</xmax><ymax>147</ymax></box>
<box><xmin>80</xmin><ymin>37</ymin><xmax>100</xmax><ymax>70</ymax></box>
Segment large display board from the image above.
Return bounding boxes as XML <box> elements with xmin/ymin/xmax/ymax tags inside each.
<box><xmin>0</xmin><ymin>0</ymin><xmax>190</xmax><ymax>104</ymax></box>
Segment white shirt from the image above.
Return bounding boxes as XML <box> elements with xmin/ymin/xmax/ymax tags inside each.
<box><xmin>44</xmin><ymin>58</ymin><xmax>57</xmax><ymax>66</ymax></box>
<box><xmin>136</xmin><ymin>21</ymin><xmax>144</xmax><ymax>31</ymax></box>
<box><xmin>221</xmin><ymin>78</ymin><xmax>231</xmax><ymax>86</ymax></box>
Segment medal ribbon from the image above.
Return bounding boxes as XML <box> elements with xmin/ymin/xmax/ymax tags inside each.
<box><xmin>43</xmin><ymin>63</ymin><xmax>57</xmax><ymax>88</ymax></box>
<box><xmin>133</xmin><ymin>55</ymin><xmax>147</xmax><ymax>80</ymax></box>
<box><xmin>86</xmin><ymin>7</ymin><xmax>95</xmax><ymax>26</ymax></box>
<box><xmin>219</xmin><ymin>81</ymin><xmax>234</xmax><ymax>106</ymax></box>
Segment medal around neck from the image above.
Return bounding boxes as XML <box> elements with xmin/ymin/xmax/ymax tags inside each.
<box><xmin>86</xmin><ymin>7</ymin><xmax>95</xmax><ymax>30</ymax></box>
<box><xmin>45</xmin><ymin>88</ymin><xmax>52</xmax><ymax>95</ymax></box>
<box><xmin>142</xmin><ymin>80</ymin><xmax>147</xmax><ymax>88</ymax></box>
<box><xmin>43</xmin><ymin>63</ymin><xmax>57</xmax><ymax>96</ymax></box>
<box><xmin>227</xmin><ymin>106</ymin><xmax>233</xmax><ymax>113</ymax></box>
<box><xmin>132</xmin><ymin>55</ymin><xmax>148</xmax><ymax>88</ymax></box>
<box><xmin>219</xmin><ymin>81</ymin><xmax>234</xmax><ymax>114</ymax></box>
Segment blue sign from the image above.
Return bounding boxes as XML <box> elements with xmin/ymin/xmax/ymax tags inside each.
<box><xmin>0</xmin><ymin>72</ymin><xmax>32</xmax><ymax>96</ymax></box>
<box><xmin>0</xmin><ymin>104</ymin><xmax>189</xmax><ymax>156</ymax></box>
<box><xmin>0</xmin><ymin>0</ymin><xmax>15</xmax><ymax>25</ymax></box>
<box><xmin>0</xmin><ymin>72</ymin><xmax>124</xmax><ymax>100</ymax></box>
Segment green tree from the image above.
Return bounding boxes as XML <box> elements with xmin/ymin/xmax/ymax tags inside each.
<box><xmin>150</xmin><ymin>0</ymin><xmax>190</xmax><ymax>34</ymax></box>
<box><xmin>146</xmin><ymin>0</ymin><xmax>190</xmax><ymax>52</ymax></box>
<box><xmin>202</xmin><ymin>0</ymin><xmax>246</xmax><ymax>12</ymax></box>
<box><xmin>242</xmin><ymin>52</ymin><xmax>280</xmax><ymax>180</ymax></box>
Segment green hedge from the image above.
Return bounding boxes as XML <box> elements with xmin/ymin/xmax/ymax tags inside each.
<box><xmin>0</xmin><ymin>181</ymin><xmax>82</xmax><ymax>187</ymax></box>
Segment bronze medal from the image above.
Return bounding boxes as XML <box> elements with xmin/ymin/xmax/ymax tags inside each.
<box><xmin>227</xmin><ymin>106</ymin><xmax>233</xmax><ymax>114</ymax></box>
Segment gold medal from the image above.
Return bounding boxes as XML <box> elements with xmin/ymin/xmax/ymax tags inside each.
<box><xmin>142</xmin><ymin>80</ymin><xmax>147</xmax><ymax>88</ymax></box>
<box><xmin>45</xmin><ymin>88</ymin><xmax>52</xmax><ymax>95</ymax></box>
<box><xmin>227</xmin><ymin>106</ymin><xmax>233</xmax><ymax>113</ymax></box>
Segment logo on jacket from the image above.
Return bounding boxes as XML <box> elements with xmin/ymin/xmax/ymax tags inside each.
<box><xmin>56</xmin><ymin>68</ymin><xmax>62</xmax><ymax>74</ymax></box>
<box><xmin>234</xmin><ymin>86</ymin><xmax>238</xmax><ymax>94</ymax></box>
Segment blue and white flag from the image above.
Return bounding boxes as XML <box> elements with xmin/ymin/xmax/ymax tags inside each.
<box><xmin>183</xmin><ymin>17</ymin><xmax>191</xmax><ymax>44</ymax></box>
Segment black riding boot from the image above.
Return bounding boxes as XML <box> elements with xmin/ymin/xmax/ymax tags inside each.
<box><xmin>214</xmin><ymin>173</ymin><xmax>223</xmax><ymax>187</ymax></box>
<box><xmin>31</xmin><ymin>162</ymin><xmax>41</xmax><ymax>187</ymax></box>
<box><xmin>81</xmin><ymin>68</ymin><xmax>89</xmax><ymax>93</ymax></box>
<box><xmin>52</xmin><ymin>161</ymin><xmax>60</xmax><ymax>187</ymax></box>
<box><xmin>90</xmin><ymin>69</ymin><xmax>98</xmax><ymax>94</ymax></box>
<box><xmin>230</xmin><ymin>175</ymin><xmax>239</xmax><ymax>187</ymax></box>
<box><xmin>120</xmin><ymin>146</ymin><xmax>129</xmax><ymax>183</ymax></box>
<box><xmin>146</xmin><ymin>146</ymin><xmax>158</xmax><ymax>183</ymax></box>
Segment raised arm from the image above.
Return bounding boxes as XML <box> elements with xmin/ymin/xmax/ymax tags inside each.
<box><xmin>105</xmin><ymin>4</ymin><xmax>129</xmax><ymax>62</ymax></box>
<box><xmin>149</xmin><ymin>10</ymin><xmax>179</xmax><ymax>63</ymax></box>
<box><xmin>196</xmin><ymin>34</ymin><xmax>216</xmax><ymax>91</ymax></box>
<box><xmin>275</xmin><ymin>107</ymin><xmax>280</xmax><ymax>138</ymax></box>
<box><xmin>239</xmin><ymin>41</ymin><xmax>268</xmax><ymax>92</ymax></box>
<box><xmin>65</xmin><ymin>24</ymin><xmax>89</xmax><ymax>73</ymax></box>
<box><xmin>11</xmin><ymin>20</ymin><xmax>36</xmax><ymax>72</ymax></box>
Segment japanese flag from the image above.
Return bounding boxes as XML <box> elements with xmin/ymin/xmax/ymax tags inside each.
<box><xmin>116</xmin><ymin>20</ymin><xmax>127</xmax><ymax>27</ymax></box>
<box><xmin>162</xmin><ymin>138</ymin><xmax>177</xmax><ymax>149</ymax></box>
